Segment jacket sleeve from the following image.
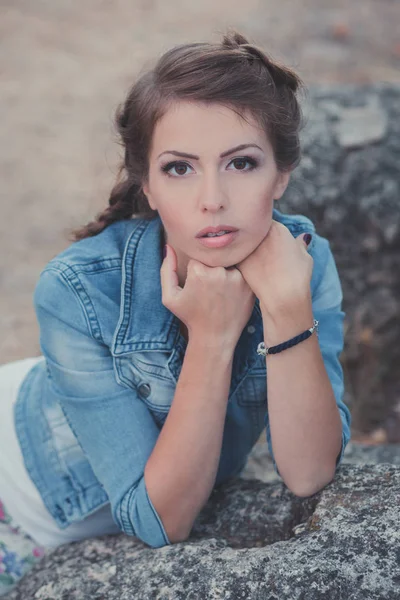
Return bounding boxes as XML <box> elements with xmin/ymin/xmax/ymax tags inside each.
<box><xmin>264</xmin><ymin>236</ymin><xmax>352</xmax><ymax>476</ymax></box>
<box><xmin>34</xmin><ymin>265</ymin><xmax>171</xmax><ymax>548</ymax></box>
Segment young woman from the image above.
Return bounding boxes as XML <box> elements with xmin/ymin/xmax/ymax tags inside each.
<box><xmin>0</xmin><ymin>30</ymin><xmax>351</xmax><ymax>595</ymax></box>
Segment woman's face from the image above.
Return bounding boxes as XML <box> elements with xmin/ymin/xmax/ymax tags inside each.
<box><xmin>142</xmin><ymin>100</ymin><xmax>290</xmax><ymax>287</ymax></box>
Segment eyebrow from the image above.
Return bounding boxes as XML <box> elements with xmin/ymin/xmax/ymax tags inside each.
<box><xmin>157</xmin><ymin>143</ymin><xmax>264</xmax><ymax>160</ymax></box>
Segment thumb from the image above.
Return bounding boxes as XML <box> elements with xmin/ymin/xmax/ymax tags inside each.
<box><xmin>160</xmin><ymin>244</ymin><xmax>181</xmax><ymax>300</ymax></box>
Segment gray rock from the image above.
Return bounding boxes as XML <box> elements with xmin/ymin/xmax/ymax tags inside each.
<box><xmin>6</xmin><ymin>464</ymin><xmax>400</xmax><ymax>599</ymax></box>
<box><xmin>333</xmin><ymin>96</ymin><xmax>388</xmax><ymax>148</ymax></box>
<box><xmin>279</xmin><ymin>83</ymin><xmax>400</xmax><ymax>439</ymax></box>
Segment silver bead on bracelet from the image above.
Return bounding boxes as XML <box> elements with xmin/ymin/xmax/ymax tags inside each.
<box><xmin>256</xmin><ymin>319</ymin><xmax>319</xmax><ymax>356</ymax></box>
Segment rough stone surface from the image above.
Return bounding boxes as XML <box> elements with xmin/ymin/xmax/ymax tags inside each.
<box><xmin>6</xmin><ymin>463</ymin><xmax>400</xmax><ymax>600</ymax></box>
<box><xmin>332</xmin><ymin>95</ymin><xmax>388</xmax><ymax>148</ymax></box>
<box><xmin>278</xmin><ymin>83</ymin><xmax>400</xmax><ymax>440</ymax></box>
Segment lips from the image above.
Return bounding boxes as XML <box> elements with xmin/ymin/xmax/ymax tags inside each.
<box><xmin>196</xmin><ymin>225</ymin><xmax>238</xmax><ymax>238</ymax></box>
<box><xmin>197</xmin><ymin>230</ymin><xmax>238</xmax><ymax>248</ymax></box>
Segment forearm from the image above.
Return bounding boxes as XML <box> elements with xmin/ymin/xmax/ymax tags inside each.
<box><xmin>144</xmin><ymin>337</ymin><xmax>234</xmax><ymax>542</ymax></box>
<box><xmin>261</xmin><ymin>300</ymin><xmax>343</xmax><ymax>497</ymax></box>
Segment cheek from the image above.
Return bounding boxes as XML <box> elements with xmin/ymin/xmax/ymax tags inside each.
<box><xmin>239</xmin><ymin>176</ymin><xmax>276</xmax><ymax>205</ymax></box>
<box><xmin>152</xmin><ymin>182</ymin><xmax>188</xmax><ymax>222</ymax></box>
<box><xmin>247</xmin><ymin>197</ymin><xmax>273</xmax><ymax>223</ymax></box>
<box><xmin>158</xmin><ymin>209</ymin><xmax>187</xmax><ymax>239</ymax></box>
<box><xmin>245</xmin><ymin>207</ymin><xmax>273</xmax><ymax>246</ymax></box>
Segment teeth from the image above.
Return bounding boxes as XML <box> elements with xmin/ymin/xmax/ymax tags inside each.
<box><xmin>204</xmin><ymin>231</ymin><xmax>229</xmax><ymax>237</ymax></box>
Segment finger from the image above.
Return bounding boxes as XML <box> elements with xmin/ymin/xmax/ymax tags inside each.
<box><xmin>300</xmin><ymin>232</ymin><xmax>312</xmax><ymax>248</ymax></box>
<box><xmin>160</xmin><ymin>244</ymin><xmax>181</xmax><ymax>299</ymax></box>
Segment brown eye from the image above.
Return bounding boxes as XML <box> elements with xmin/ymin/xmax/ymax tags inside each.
<box><xmin>174</xmin><ymin>163</ymin><xmax>188</xmax><ymax>175</ymax></box>
<box><xmin>229</xmin><ymin>156</ymin><xmax>258</xmax><ymax>171</ymax></box>
<box><xmin>232</xmin><ymin>158</ymin><xmax>247</xmax><ymax>170</ymax></box>
<box><xmin>161</xmin><ymin>161</ymin><xmax>193</xmax><ymax>177</ymax></box>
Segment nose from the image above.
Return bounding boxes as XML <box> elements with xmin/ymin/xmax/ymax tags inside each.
<box><xmin>199</xmin><ymin>170</ymin><xmax>228</xmax><ymax>212</ymax></box>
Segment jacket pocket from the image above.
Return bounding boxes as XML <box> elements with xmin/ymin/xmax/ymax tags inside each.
<box><xmin>236</xmin><ymin>367</ymin><xmax>267</xmax><ymax>407</ymax></box>
<box><xmin>229</xmin><ymin>371</ymin><xmax>267</xmax><ymax>444</ymax></box>
<box><xmin>116</xmin><ymin>355</ymin><xmax>175</xmax><ymax>415</ymax></box>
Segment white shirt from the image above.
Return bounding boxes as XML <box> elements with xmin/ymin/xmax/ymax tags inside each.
<box><xmin>0</xmin><ymin>357</ymin><xmax>120</xmax><ymax>548</ymax></box>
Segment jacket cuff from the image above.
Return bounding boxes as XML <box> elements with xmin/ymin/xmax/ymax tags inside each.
<box><xmin>115</xmin><ymin>477</ymin><xmax>171</xmax><ymax>548</ymax></box>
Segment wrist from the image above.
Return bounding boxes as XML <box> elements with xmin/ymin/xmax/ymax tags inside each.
<box><xmin>260</xmin><ymin>302</ymin><xmax>314</xmax><ymax>348</ymax></box>
<box><xmin>187</xmin><ymin>336</ymin><xmax>235</xmax><ymax>363</ymax></box>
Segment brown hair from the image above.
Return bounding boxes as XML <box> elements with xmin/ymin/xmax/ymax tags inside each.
<box><xmin>70</xmin><ymin>29</ymin><xmax>305</xmax><ymax>241</ymax></box>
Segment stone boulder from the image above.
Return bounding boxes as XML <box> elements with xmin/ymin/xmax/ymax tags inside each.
<box><xmin>6</xmin><ymin>460</ymin><xmax>400</xmax><ymax>599</ymax></box>
<box><xmin>278</xmin><ymin>82</ymin><xmax>400</xmax><ymax>440</ymax></box>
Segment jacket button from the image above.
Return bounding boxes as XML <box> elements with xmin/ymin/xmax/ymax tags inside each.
<box><xmin>247</xmin><ymin>325</ymin><xmax>255</xmax><ymax>334</ymax></box>
<box><xmin>138</xmin><ymin>383</ymin><xmax>151</xmax><ymax>398</ymax></box>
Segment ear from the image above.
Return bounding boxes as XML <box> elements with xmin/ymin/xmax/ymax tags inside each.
<box><xmin>273</xmin><ymin>170</ymin><xmax>291</xmax><ymax>200</ymax></box>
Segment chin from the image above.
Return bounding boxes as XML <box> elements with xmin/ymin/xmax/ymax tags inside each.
<box><xmin>197</xmin><ymin>254</ymin><xmax>240</xmax><ymax>269</ymax></box>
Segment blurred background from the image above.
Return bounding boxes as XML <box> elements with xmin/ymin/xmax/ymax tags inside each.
<box><xmin>1</xmin><ymin>1</ymin><xmax>399</xmax><ymax>441</ymax></box>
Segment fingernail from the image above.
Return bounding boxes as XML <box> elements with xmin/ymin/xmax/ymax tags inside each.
<box><xmin>163</xmin><ymin>245</ymin><xmax>168</xmax><ymax>259</ymax></box>
<box><xmin>304</xmin><ymin>233</ymin><xmax>312</xmax><ymax>246</ymax></box>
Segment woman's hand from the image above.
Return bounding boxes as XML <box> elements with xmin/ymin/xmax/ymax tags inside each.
<box><xmin>160</xmin><ymin>244</ymin><xmax>256</xmax><ymax>349</ymax></box>
<box><xmin>234</xmin><ymin>220</ymin><xmax>313</xmax><ymax>320</ymax></box>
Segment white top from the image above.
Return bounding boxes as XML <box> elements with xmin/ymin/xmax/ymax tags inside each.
<box><xmin>0</xmin><ymin>357</ymin><xmax>120</xmax><ymax>548</ymax></box>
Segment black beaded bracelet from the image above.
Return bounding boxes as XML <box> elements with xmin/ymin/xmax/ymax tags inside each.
<box><xmin>256</xmin><ymin>319</ymin><xmax>319</xmax><ymax>356</ymax></box>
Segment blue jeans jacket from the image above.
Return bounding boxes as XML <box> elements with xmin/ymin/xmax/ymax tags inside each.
<box><xmin>14</xmin><ymin>208</ymin><xmax>351</xmax><ymax>548</ymax></box>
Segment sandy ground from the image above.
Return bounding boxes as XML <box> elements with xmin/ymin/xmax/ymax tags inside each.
<box><xmin>0</xmin><ymin>0</ymin><xmax>399</xmax><ymax>438</ymax></box>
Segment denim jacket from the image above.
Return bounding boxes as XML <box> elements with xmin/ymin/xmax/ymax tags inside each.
<box><xmin>14</xmin><ymin>208</ymin><xmax>351</xmax><ymax>548</ymax></box>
